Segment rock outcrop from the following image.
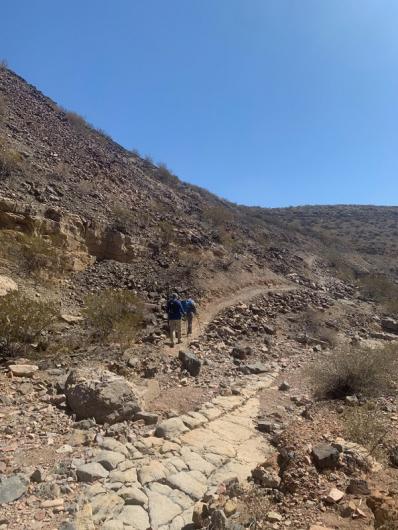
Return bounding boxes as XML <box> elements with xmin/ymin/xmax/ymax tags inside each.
<box><xmin>65</xmin><ymin>368</ymin><xmax>142</xmax><ymax>424</ymax></box>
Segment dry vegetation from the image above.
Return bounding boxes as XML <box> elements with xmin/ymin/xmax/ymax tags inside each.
<box><xmin>343</xmin><ymin>403</ymin><xmax>389</xmax><ymax>459</ymax></box>
<box><xmin>0</xmin><ymin>291</ymin><xmax>58</xmax><ymax>357</ymax></box>
<box><xmin>0</xmin><ymin>138</ymin><xmax>23</xmax><ymax>179</ymax></box>
<box><xmin>0</xmin><ymin>230</ymin><xmax>68</xmax><ymax>278</ymax></box>
<box><xmin>359</xmin><ymin>273</ymin><xmax>398</xmax><ymax>313</ymax></box>
<box><xmin>308</xmin><ymin>345</ymin><xmax>398</xmax><ymax>399</ymax></box>
<box><xmin>83</xmin><ymin>289</ymin><xmax>144</xmax><ymax>346</ymax></box>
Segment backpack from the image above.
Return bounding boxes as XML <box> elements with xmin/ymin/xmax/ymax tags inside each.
<box><xmin>181</xmin><ymin>299</ymin><xmax>195</xmax><ymax>314</ymax></box>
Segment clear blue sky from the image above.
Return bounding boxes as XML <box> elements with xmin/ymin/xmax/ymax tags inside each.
<box><xmin>1</xmin><ymin>1</ymin><xmax>398</xmax><ymax>207</ymax></box>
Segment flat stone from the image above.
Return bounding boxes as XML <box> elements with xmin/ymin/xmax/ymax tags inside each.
<box><xmin>85</xmin><ymin>484</ymin><xmax>107</xmax><ymax>499</ymax></box>
<box><xmin>0</xmin><ymin>474</ymin><xmax>29</xmax><ymax>503</ymax></box>
<box><xmin>163</xmin><ymin>456</ymin><xmax>188</xmax><ymax>474</ymax></box>
<box><xmin>209</xmin><ymin>461</ymin><xmax>252</xmax><ymax>486</ymax></box>
<box><xmin>180</xmin><ymin>447</ymin><xmax>215</xmax><ymax>476</ymax></box>
<box><xmin>326</xmin><ymin>487</ymin><xmax>345</xmax><ymax>503</ymax></box>
<box><xmin>170</xmin><ymin>508</ymin><xmax>195</xmax><ymax>530</ymax></box>
<box><xmin>166</xmin><ymin>471</ymin><xmax>207</xmax><ymax>500</ymax></box>
<box><xmin>207</xmin><ymin>418</ymin><xmax>253</xmax><ymax>443</ymax></box>
<box><xmin>91</xmin><ymin>493</ymin><xmax>123</xmax><ymax>523</ymax></box>
<box><xmin>118</xmin><ymin>486</ymin><xmax>148</xmax><ymax>506</ymax></box>
<box><xmin>245</xmin><ymin>362</ymin><xmax>270</xmax><ymax>374</ymax></box>
<box><xmin>267</xmin><ymin>511</ymin><xmax>282</xmax><ymax>522</ymax></box>
<box><xmin>108</xmin><ymin>468</ymin><xmax>138</xmax><ymax>484</ymax></box>
<box><xmin>9</xmin><ymin>364</ymin><xmax>39</xmax><ymax>377</ymax></box>
<box><xmin>180</xmin><ymin>414</ymin><xmax>206</xmax><ymax>430</ymax></box>
<box><xmin>155</xmin><ymin>417</ymin><xmax>189</xmax><ymax>439</ymax></box>
<box><xmin>148</xmin><ymin>482</ymin><xmax>192</xmax><ymax>510</ymax></box>
<box><xmin>101</xmin><ymin>521</ymin><xmax>124</xmax><ymax>530</ymax></box>
<box><xmin>181</xmin><ymin>429</ymin><xmax>236</xmax><ymax>458</ymax></box>
<box><xmin>212</xmin><ymin>395</ymin><xmax>243</xmax><ymax>411</ymax></box>
<box><xmin>117</xmin><ymin>460</ymin><xmax>135</xmax><ymax>472</ymax></box>
<box><xmin>147</xmin><ymin>490</ymin><xmax>182</xmax><ymax>527</ymax></box>
<box><xmin>134</xmin><ymin>411</ymin><xmax>158</xmax><ymax>425</ymax></box>
<box><xmin>41</xmin><ymin>498</ymin><xmax>64</xmax><ymax>508</ymax></box>
<box><xmin>76</xmin><ymin>463</ymin><xmax>109</xmax><ymax>482</ymax></box>
<box><xmin>138</xmin><ymin>461</ymin><xmax>167</xmax><ymax>485</ymax></box>
<box><xmin>94</xmin><ymin>450</ymin><xmax>126</xmax><ymax>471</ymax></box>
<box><xmin>200</xmin><ymin>407</ymin><xmax>222</xmax><ymax>421</ymax></box>
<box><xmin>160</xmin><ymin>441</ymin><xmax>181</xmax><ymax>454</ymax></box>
<box><xmin>116</xmin><ymin>505</ymin><xmax>150</xmax><ymax>530</ymax></box>
<box><xmin>99</xmin><ymin>438</ymin><xmax>130</xmax><ymax>457</ymax></box>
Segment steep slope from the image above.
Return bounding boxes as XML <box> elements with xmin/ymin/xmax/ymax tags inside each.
<box><xmin>0</xmin><ymin>65</ymin><xmax>323</xmax><ymax>303</ymax></box>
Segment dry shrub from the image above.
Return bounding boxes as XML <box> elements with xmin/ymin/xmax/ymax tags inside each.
<box><xmin>0</xmin><ymin>95</ymin><xmax>6</xmax><ymax>122</ymax></box>
<box><xmin>154</xmin><ymin>163</ymin><xmax>180</xmax><ymax>187</ymax></box>
<box><xmin>308</xmin><ymin>345</ymin><xmax>397</xmax><ymax>399</ymax></box>
<box><xmin>83</xmin><ymin>289</ymin><xmax>143</xmax><ymax>345</ymax></box>
<box><xmin>0</xmin><ymin>292</ymin><xmax>58</xmax><ymax>357</ymax></box>
<box><xmin>64</xmin><ymin>110</ymin><xmax>91</xmax><ymax>133</ymax></box>
<box><xmin>303</xmin><ymin>309</ymin><xmax>339</xmax><ymax>348</ymax></box>
<box><xmin>18</xmin><ymin>233</ymin><xmax>67</xmax><ymax>276</ymax></box>
<box><xmin>0</xmin><ymin>139</ymin><xmax>23</xmax><ymax>178</ymax></box>
<box><xmin>159</xmin><ymin>221</ymin><xmax>175</xmax><ymax>248</ymax></box>
<box><xmin>111</xmin><ymin>203</ymin><xmax>136</xmax><ymax>234</ymax></box>
<box><xmin>202</xmin><ymin>205</ymin><xmax>233</xmax><ymax>227</ymax></box>
<box><xmin>325</xmin><ymin>248</ymin><xmax>357</xmax><ymax>281</ymax></box>
<box><xmin>343</xmin><ymin>403</ymin><xmax>388</xmax><ymax>459</ymax></box>
<box><xmin>359</xmin><ymin>274</ymin><xmax>398</xmax><ymax>313</ymax></box>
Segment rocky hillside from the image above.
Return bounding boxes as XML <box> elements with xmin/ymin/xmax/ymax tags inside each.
<box><xmin>260</xmin><ymin>205</ymin><xmax>398</xmax><ymax>278</ymax></box>
<box><xmin>0</xmin><ymin>66</ymin><xmax>398</xmax><ymax>530</ymax></box>
<box><xmin>0</xmin><ymin>65</ymin><xmax>309</xmax><ymax>302</ymax></box>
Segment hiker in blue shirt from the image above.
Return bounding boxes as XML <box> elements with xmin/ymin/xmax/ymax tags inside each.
<box><xmin>181</xmin><ymin>297</ymin><xmax>197</xmax><ymax>335</ymax></box>
<box><xmin>166</xmin><ymin>293</ymin><xmax>185</xmax><ymax>346</ymax></box>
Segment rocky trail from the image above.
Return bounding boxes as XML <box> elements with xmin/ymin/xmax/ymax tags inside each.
<box><xmin>167</xmin><ymin>281</ymin><xmax>295</xmax><ymax>353</ymax></box>
<box><xmin>72</xmin><ymin>372</ymin><xmax>278</xmax><ymax>530</ymax></box>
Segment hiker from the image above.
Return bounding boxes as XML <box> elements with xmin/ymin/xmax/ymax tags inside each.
<box><xmin>181</xmin><ymin>297</ymin><xmax>197</xmax><ymax>335</ymax></box>
<box><xmin>166</xmin><ymin>293</ymin><xmax>185</xmax><ymax>346</ymax></box>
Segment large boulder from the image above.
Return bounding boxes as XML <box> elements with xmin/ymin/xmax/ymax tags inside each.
<box><xmin>65</xmin><ymin>369</ymin><xmax>142</xmax><ymax>424</ymax></box>
<box><xmin>179</xmin><ymin>351</ymin><xmax>201</xmax><ymax>376</ymax></box>
<box><xmin>0</xmin><ymin>474</ymin><xmax>29</xmax><ymax>503</ymax></box>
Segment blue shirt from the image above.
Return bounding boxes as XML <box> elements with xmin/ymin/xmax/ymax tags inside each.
<box><xmin>166</xmin><ymin>299</ymin><xmax>185</xmax><ymax>320</ymax></box>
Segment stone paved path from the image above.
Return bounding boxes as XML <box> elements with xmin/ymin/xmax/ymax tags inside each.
<box><xmin>76</xmin><ymin>372</ymin><xmax>278</xmax><ymax>530</ymax></box>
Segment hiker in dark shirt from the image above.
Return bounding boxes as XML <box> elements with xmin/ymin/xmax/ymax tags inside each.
<box><xmin>166</xmin><ymin>293</ymin><xmax>185</xmax><ymax>346</ymax></box>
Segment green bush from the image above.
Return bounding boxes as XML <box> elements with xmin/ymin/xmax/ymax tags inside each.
<box><xmin>0</xmin><ymin>292</ymin><xmax>58</xmax><ymax>356</ymax></box>
<box><xmin>308</xmin><ymin>345</ymin><xmax>397</xmax><ymax>399</ymax></box>
<box><xmin>83</xmin><ymin>289</ymin><xmax>143</xmax><ymax>345</ymax></box>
